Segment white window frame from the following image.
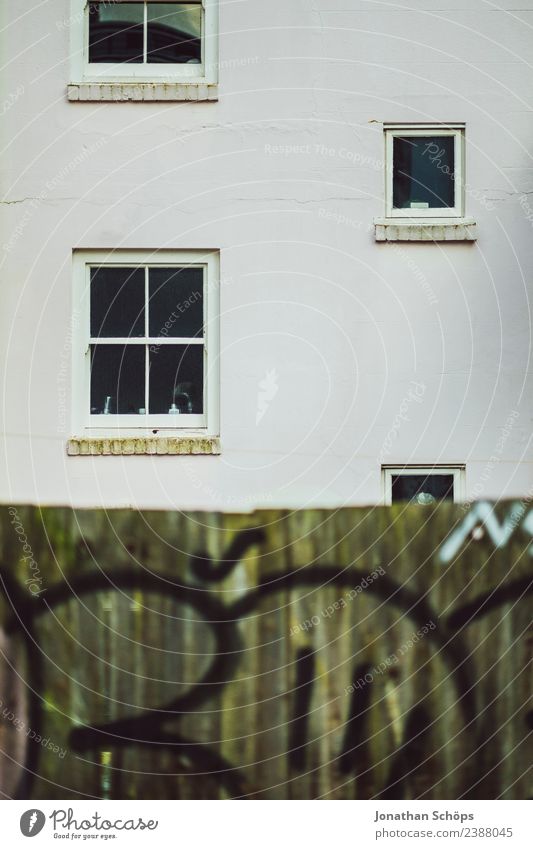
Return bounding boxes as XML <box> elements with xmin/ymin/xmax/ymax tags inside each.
<box><xmin>384</xmin><ymin>124</ymin><xmax>465</xmax><ymax>219</ymax></box>
<box><xmin>72</xmin><ymin>249</ymin><xmax>219</xmax><ymax>437</ymax></box>
<box><xmin>69</xmin><ymin>0</ymin><xmax>218</xmax><ymax>85</ymax></box>
<box><xmin>382</xmin><ymin>465</ymin><xmax>465</xmax><ymax>505</ymax></box>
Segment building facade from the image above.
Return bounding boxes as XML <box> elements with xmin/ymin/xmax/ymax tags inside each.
<box><xmin>1</xmin><ymin>0</ymin><xmax>532</xmax><ymax>510</ymax></box>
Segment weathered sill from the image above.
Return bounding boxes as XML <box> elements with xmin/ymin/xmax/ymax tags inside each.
<box><xmin>67</xmin><ymin>437</ymin><xmax>221</xmax><ymax>456</ymax></box>
<box><xmin>67</xmin><ymin>83</ymin><xmax>218</xmax><ymax>102</ymax></box>
<box><xmin>374</xmin><ymin>218</ymin><xmax>477</xmax><ymax>242</ymax></box>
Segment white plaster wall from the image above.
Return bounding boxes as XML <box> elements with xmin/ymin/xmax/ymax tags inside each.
<box><xmin>1</xmin><ymin>0</ymin><xmax>532</xmax><ymax>509</ymax></box>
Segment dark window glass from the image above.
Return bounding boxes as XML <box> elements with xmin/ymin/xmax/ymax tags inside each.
<box><xmin>90</xmin><ymin>267</ymin><xmax>145</xmax><ymax>338</ymax></box>
<box><xmin>148</xmin><ymin>267</ymin><xmax>203</xmax><ymax>338</ymax></box>
<box><xmin>393</xmin><ymin>136</ymin><xmax>455</xmax><ymax>210</ymax></box>
<box><xmin>90</xmin><ymin>344</ymin><xmax>145</xmax><ymax>415</ymax></box>
<box><xmin>391</xmin><ymin>473</ymin><xmax>454</xmax><ymax>504</ymax></box>
<box><xmin>147</xmin><ymin>3</ymin><xmax>202</xmax><ymax>63</ymax></box>
<box><xmin>88</xmin><ymin>2</ymin><xmax>144</xmax><ymax>63</ymax></box>
<box><xmin>149</xmin><ymin>345</ymin><xmax>203</xmax><ymax>414</ymax></box>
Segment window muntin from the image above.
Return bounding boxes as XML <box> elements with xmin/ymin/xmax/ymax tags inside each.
<box><xmin>385</xmin><ymin>126</ymin><xmax>464</xmax><ymax>219</ymax></box>
<box><xmin>383</xmin><ymin>466</ymin><xmax>464</xmax><ymax>505</ymax></box>
<box><xmin>73</xmin><ymin>252</ymin><xmax>219</xmax><ymax>433</ymax></box>
<box><xmin>79</xmin><ymin>0</ymin><xmax>209</xmax><ymax>81</ymax></box>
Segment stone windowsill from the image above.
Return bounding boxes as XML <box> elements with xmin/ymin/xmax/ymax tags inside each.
<box><xmin>67</xmin><ymin>437</ymin><xmax>221</xmax><ymax>456</ymax></box>
<box><xmin>67</xmin><ymin>83</ymin><xmax>218</xmax><ymax>102</ymax></box>
<box><xmin>374</xmin><ymin>218</ymin><xmax>477</xmax><ymax>242</ymax></box>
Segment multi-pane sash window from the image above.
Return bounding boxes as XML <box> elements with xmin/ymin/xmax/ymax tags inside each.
<box><xmin>385</xmin><ymin>125</ymin><xmax>465</xmax><ymax>218</ymax></box>
<box><xmin>383</xmin><ymin>466</ymin><xmax>464</xmax><ymax>505</ymax></box>
<box><xmin>70</xmin><ymin>0</ymin><xmax>217</xmax><ymax>83</ymax></box>
<box><xmin>72</xmin><ymin>252</ymin><xmax>219</xmax><ymax>433</ymax></box>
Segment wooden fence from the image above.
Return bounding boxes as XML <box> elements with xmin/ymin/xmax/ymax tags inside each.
<box><xmin>0</xmin><ymin>503</ymin><xmax>531</xmax><ymax>799</ymax></box>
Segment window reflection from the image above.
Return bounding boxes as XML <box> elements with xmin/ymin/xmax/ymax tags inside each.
<box><xmin>90</xmin><ymin>344</ymin><xmax>145</xmax><ymax>415</ymax></box>
<box><xmin>147</xmin><ymin>4</ymin><xmax>202</xmax><ymax>64</ymax></box>
<box><xmin>88</xmin><ymin>2</ymin><xmax>144</xmax><ymax>63</ymax></box>
<box><xmin>391</xmin><ymin>474</ymin><xmax>455</xmax><ymax>503</ymax></box>
<box><xmin>393</xmin><ymin>136</ymin><xmax>455</xmax><ymax>210</ymax></box>
<box><xmin>88</xmin><ymin>2</ymin><xmax>202</xmax><ymax>65</ymax></box>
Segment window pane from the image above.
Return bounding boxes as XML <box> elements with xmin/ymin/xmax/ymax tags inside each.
<box><xmin>147</xmin><ymin>3</ymin><xmax>202</xmax><ymax>64</ymax></box>
<box><xmin>88</xmin><ymin>2</ymin><xmax>144</xmax><ymax>64</ymax></box>
<box><xmin>91</xmin><ymin>267</ymin><xmax>145</xmax><ymax>338</ymax></box>
<box><xmin>90</xmin><ymin>344</ymin><xmax>145</xmax><ymax>415</ymax></box>
<box><xmin>148</xmin><ymin>267</ymin><xmax>203</xmax><ymax>339</ymax></box>
<box><xmin>149</xmin><ymin>345</ymin><xmax>203</xmax><ymax>414</ymax></box>
<box><xmin>393</xmin><ymin>136</ymin><xmax>455</xmax><ymax>209</ymax></box>
<box><xmin>391</xmin><ymin>474</ymin><xmax>454</xmax><ymax>504</ymax></box>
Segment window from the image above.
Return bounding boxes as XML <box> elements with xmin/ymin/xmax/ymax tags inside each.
<box><xmin>68</xmin><ymin>0</ymin><xmax>218</xmax><ymax>99</ymax></box>
<box><xmin>383</xmin><ymin>466</ymin><xmax>464</xmax><ymax>505</ymax></box>
<box><xmin>375</xmin><ymin>124</ymin><xmax>475</xmax><ymax>241</ymax></box>
<box><xmin>384</xmin><ymin>124</ymin><xmax>464</xmax><ymax>219</ymax></box>
<box><xmin>72</xmin><ymin>251</ymin><xmax>219</xmax><ymax>436</ymax></box>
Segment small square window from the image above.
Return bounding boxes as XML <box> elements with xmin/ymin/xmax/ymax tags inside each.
<box><xmin>72</xmin><ymin>251</ymin><xmax>219</xmax><ymax>435</ymax></box>
<box><xmin>69</xmin><ymin>0</ymin><xmax>218</xmax><ymax>93</ymax></box>
<box><xmin>382</xmin><ymin>466</ymin><xmax>464</xmax><ymax>505</ymax></box>
<box><xmin>384</xmin><ymin>125</ymin><xmax>465</xmax><ymax>219</ymax></box>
